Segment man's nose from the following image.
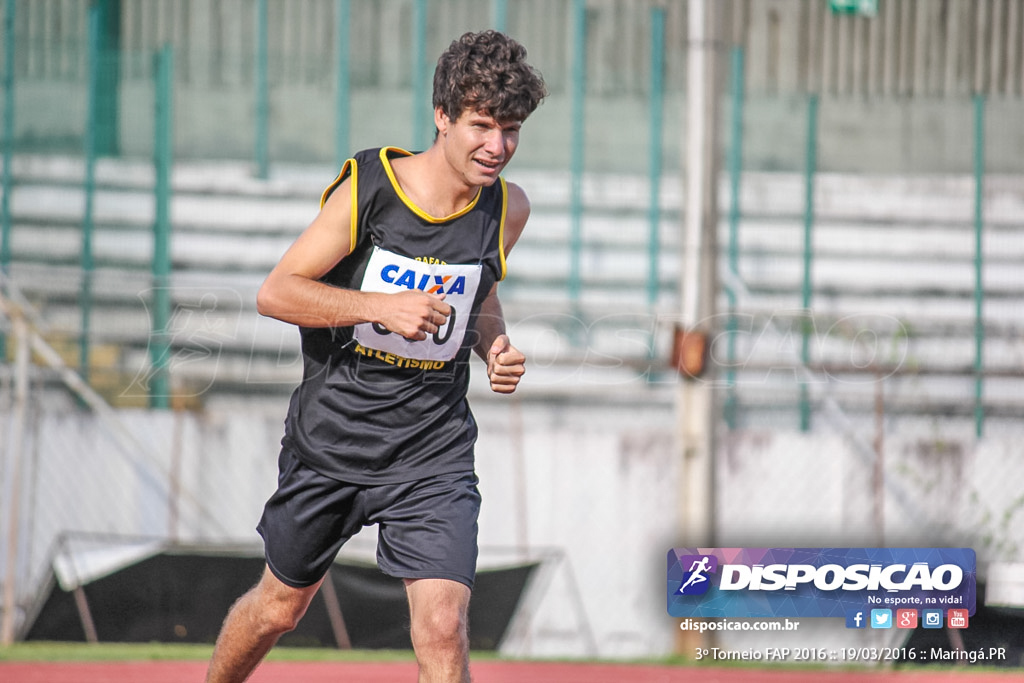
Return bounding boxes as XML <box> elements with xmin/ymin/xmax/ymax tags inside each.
<box><xmin>483</xmin><ymin>129</ymin><xmax>505</xmax><ymax>156</ymax></box>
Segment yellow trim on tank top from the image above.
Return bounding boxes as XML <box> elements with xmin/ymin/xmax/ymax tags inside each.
<box><xmin>319</xmin><ymin>157</ymin><xmax>359</xmax><ymax>247</ymax></box>
<box><xmin>497</xmin><ymin>177</ymin><xmax>508</xmax><ymax>281</ymax></box>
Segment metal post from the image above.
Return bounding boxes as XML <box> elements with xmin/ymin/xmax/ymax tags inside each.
<box><xmin>492</xmin><ymin>0</ymin><xmax>508</xmax><ymax>32</ymax></box>
<box><xmin>799</xmin><ymin>94</ymin><xmax>819</xmax><ymax>432</ymax></box>
<box><xmin>151</xmin><ymin>46</ymin><xmax>174</xmax><ymax>409</ymax></box>
<box><xmin>411</xmin><ymin>0</ymin><xmax>429</xmax><ymax>151</ymax></box>
<box><xmin>724</xmin><ymin>45</ymin><xmax>745</xmax><ymax>429</ymax></box>
<box><xmin>80</xmin><ymin>3</ymin><xmax>103</xmax><ymax>383</ymax></box>
<box><xmin>92</xmin><ymin>0</ymin><xmax>120</xmax><ymax>157</ymax></box>
<box><xmin>568</xmin><ymin>0</ymin><xmax>586</xmax><ymax>304</ymax></box>
<box><xmin>254</xmin><ymin>0</ymin><xmax>269</xmax><ymax>179</ymax></box>
<box><xmin>72</xmin><ymin>586</ymin><xmax>99</xmax><ymax>643</ymax></box>
<box><xmin>319</xmin><ymin>570</ymin><xmax>352</xmax><ymax>649</ymax></box>
<box><xmin>334</xmin><ymin>0</ymin><xmax>351</xmax><ymax>169</ymax></box>
<box><xmin>677</xmin><ymin>0</ymin><xmax>721</xmax><ymax>549</ymax></box>
<box><xmin>646</xmin><ymin>7</ymin><xmax>665</xmax><ymax>309</ymax></box>
<box><xmin>1</xmin><ymin>311</ymin><xmax>29</xmax><ymax>645</ymax></box>
<box><xmin>675</xmin><ymin>5</ymin><xmax>722</xmax><ymax>658</ymax></box>
<box><xmin>973</xmin><ymin>94</ymin><xmax>985</xmax><ymax>438</ymax></box>
<box><xmin>1</xmin><ymin>0</ymin><xmax>14</xmax><ymax>266</ymax></box>
<box><xmin>681</xmin><ymin>4</ymin><xmax>707</xmax><ymax>328</ymax></box>
<box><xmin>0</xmin><ymin>0</ymin><xmax>16</xmax><ymax>360</ymax></box>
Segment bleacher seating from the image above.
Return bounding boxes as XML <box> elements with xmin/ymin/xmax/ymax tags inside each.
<box><xmin>4</xmin><ymin>154</ymin><xmax>1023</xmax><ymax>425</ymax></box>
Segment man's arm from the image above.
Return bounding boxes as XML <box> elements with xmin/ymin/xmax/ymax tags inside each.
<box><xmin>473</xmin><ymin>182</ymin><xmax>530</xmax><ymax>394</ymax></box>
<box><xmin>256</xmin><ymin>176</ymin><xmax>450</xmax><ymax>341</ymax></box>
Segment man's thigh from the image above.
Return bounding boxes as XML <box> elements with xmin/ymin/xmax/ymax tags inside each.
<box><xmin>258</xmin><ymin>447</ymin><xmax>367</xmax><ymax>588</ymax></box>
<box><xmin>369</xmin><ymin>471</ymin><xmax>481</xmax><ymax>588</ymax></box>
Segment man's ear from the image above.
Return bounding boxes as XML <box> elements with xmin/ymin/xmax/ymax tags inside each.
<box><xmin>434</xmin><ymin>107</ymin><xmax>450</xmax><ymax>135</ymax></box>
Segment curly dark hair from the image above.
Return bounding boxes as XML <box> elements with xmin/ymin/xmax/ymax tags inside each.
<box><xmin>433</xmin><ymin>30</ymin><xmax>547</xmax><ymax>123</ymax></box>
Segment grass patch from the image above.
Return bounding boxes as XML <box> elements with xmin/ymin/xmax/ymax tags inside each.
<box><xmin>0</xmin><ymin>641</ymin><xmax>422</xmax><ymax>663</ymax></box>
<box><xmin>0</xmin><ymin>642</ymin><xmax>214</xmax><ymax>662</ymax></box>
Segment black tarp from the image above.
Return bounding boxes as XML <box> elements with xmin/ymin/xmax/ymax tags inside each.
<box><xmin>24</xmin><ymin>548</ymin><xmax>538</xmax><ymax>650</ymax></box>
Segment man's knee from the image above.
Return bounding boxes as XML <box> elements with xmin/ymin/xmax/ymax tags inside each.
<box><xmin>247</xmin><ymin>569</ymin><xmax>321</xmax><ymax>635</ymax></box>
<box><xmin>259</xmin><ymin>598</ymin><xmax>307</xmax><ymax>634</ymax></box>
<box><xmin>411</xmin><ymin>602</ymin><xmax>469</xmax><ymax>654</ymax></box>
<box><xmin>426</xmin><ymin>603</ymin><xmax>467</xmax><ymax>637</ymax></box>
<box><xmin>406</xmin><ymin>578</ymin><xmax>471</xmax><ymax>654</ymax></box>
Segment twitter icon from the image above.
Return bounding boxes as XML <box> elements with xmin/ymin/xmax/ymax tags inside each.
<box><xmin>870</xmin><ymin>609</ymin><xmax>892</xmax><ymax>629</ymax></box>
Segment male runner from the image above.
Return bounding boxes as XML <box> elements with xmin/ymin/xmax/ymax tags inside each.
<box><xmin>205</xmin><ymin>30</ymin><xmax>546</xmax><ymax>683</ymax></box>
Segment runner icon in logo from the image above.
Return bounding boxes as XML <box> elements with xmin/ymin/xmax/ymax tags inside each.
<box><xmin>678</xmin><ymin>555</ymin><xmax>717</xmax><ymax>595</ymax></box>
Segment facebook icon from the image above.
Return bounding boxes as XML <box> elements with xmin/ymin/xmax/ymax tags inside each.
<box><xmin>845</xmin><ymin>609</ymin><xmax>867</xmax><ymax>629</ymax></box>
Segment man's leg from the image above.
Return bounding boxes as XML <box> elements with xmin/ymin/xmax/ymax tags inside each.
<box><xmin>205</xmin><ymin>566</ymin><xmax>323</xmax><ymax>683</ymax></box>
<box><xmin>405</xmin><ymin>577</ymin><xmax>472</xmax><ymax>683</ymax></box>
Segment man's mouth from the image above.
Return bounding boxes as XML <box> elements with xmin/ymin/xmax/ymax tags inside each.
<box><xmin>475</xmin><ymin>158</ymin><xmax>502</xmax><ymax>171</ymax></box>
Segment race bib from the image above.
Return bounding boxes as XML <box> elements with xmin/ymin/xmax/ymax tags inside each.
<box><xmin>354</xmin><ymin>246</ymin><xmax>482</xmax><ymax>361</ymax></box>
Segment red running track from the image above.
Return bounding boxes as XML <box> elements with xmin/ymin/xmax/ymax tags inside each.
<box><xmin>0</xmin><ymin>661</ymin><xmax>1021</xmax><ymax>683</ymax></box>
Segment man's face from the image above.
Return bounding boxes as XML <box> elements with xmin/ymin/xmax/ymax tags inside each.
<box><xmin>436</xmin><ymin>107</ymin><xmax>522</xmax><ymax>187</ymax></box>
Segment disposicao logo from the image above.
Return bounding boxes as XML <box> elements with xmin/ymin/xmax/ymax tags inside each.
<box><xmin>667</xmin><ymin>548</ymin><xmax>976</xmax><ymax>620</ymax></box>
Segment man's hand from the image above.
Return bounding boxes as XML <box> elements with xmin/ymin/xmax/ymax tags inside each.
<box><xmin>376</xmin><ymin>291</ymin><xmax>451</xmax><ymax>341</ymax></box>
<box><xmin>486</xmin><ymin>334</ymin><xmax>525</xmax><ymax>394</ymax></box>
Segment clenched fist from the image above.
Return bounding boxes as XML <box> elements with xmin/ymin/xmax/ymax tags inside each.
<box><xmin>486</xmin><ymin>334</ymin><xmax>525</xmax><ymax>394</ymax></box>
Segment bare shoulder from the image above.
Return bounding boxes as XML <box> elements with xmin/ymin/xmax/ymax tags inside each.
<box><xmin>273</xmin><ymin>175</ymin><xmax>355</xmax><ymax>279</ymax></box>
<box><xmin>503</xmin><ymin>180</ymin><xmax>531</xmax><ymax>251</ymax></box>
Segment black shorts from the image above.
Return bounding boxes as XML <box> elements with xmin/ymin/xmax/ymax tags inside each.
<box><xmin>257</xmin><ymin>445</ymin><xmax>481</xmax><ymax>589</ymax></box>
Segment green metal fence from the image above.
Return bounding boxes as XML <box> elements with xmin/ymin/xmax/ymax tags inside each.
<box><xmin>2</xmin><ymin>0</ymin><xmax>177</xmax><ymax>408</ymax></box>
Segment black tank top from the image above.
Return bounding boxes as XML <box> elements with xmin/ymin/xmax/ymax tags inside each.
<box><xmin>283</xmin><ymin>147</ymin><xmax>508</xmax><ymax>483</ymax></box>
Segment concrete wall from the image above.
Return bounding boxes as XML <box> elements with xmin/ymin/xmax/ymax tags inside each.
<box><xmin>4</xmin><ymin>393</ymin><xmax>1023</xmax><ymax>657</ymax></box>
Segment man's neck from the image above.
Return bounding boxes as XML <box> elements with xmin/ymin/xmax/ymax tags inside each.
<box><xmin>391</xmin><ymin>147</ymin><xmax>479</xmax><ymax>219</ymax></box>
